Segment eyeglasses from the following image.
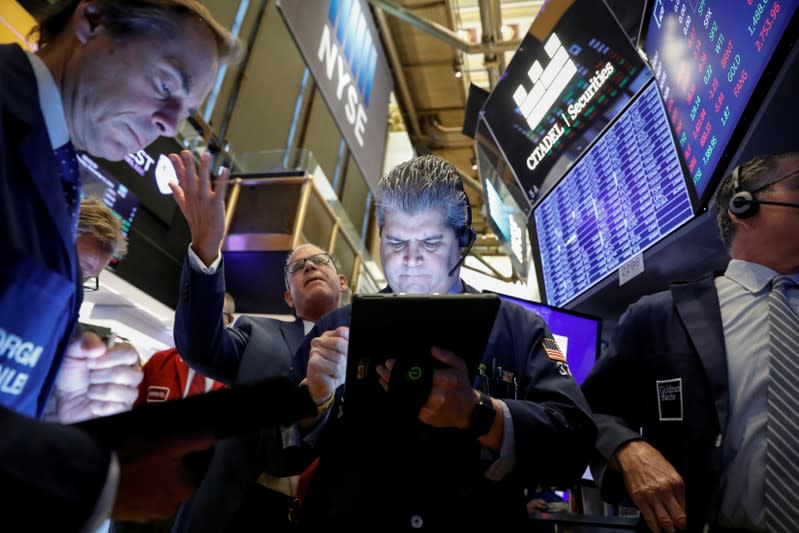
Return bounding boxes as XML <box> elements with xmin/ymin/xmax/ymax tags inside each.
<box><xmin>83</xmin><ymin>276</ymin><xmax>99</xmax><ymax>292</ymax></box>
<box><xmin>284</xmin><ymin>253</ymin><xmax>335</xmax><ymax>276</ymax></box>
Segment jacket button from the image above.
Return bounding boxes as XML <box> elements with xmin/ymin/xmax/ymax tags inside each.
<box><xmin>410</xmin><ymin>514</ymin><xmax>423</xmax><ymax>528</ymax></box>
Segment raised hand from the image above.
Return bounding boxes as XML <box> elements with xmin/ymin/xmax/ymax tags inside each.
<box><xmin>169</xmin><ymin>150</ymin><xmax>230</xmax><ymax>266</ymax></box>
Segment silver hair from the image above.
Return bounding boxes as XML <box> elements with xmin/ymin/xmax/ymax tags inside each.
<box><xmin>713</xmin><ymin>152</ymin><xmax>799</xmax><ymax>250</ymax></box>
<box><xmin>375</xmin><ymin>154</ymin><xmax>468</xmax><ymax>232</ymax></box>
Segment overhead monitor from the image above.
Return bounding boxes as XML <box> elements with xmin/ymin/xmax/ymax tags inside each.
<box><xmin>640</xmin><ymin>0</ymin><xmax>799</xmax><ymax>207</ymax></box>
<box><xmin>479</xmin><ymin>0</ymin><xmax>652</xmax><ymax>213</ymax></box>
<box><xmin>530</xmin><ymin>79</ymin><xmax>695</xmax><ymax>309</ymax></box>
<box><xmin>487</xmin><ymin>292</ymin><xmax>602</xmax><ymax>386</ymax></box>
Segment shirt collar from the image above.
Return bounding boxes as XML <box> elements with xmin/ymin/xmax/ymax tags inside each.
<box><xmin>724</xmin><ymin>259</ymin><xmax>799</xmax><ymax>294</ymax></box>
<box><xmin>25</xmin><ymin>52</ymin><xmax>70</xmax><ymax>150</ymax></box>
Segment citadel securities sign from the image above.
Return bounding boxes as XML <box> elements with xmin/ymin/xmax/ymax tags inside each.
<box><xmin>277</xmin><ymin>0</ymin><xmax>393</xmax><ymax>191</ymax></box>
<box><xmin>479</xmin><ymin>0</ymin><xmax>651</xmax><ymax>211</ymax></box>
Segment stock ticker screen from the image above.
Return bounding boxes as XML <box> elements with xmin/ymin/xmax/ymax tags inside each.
<box><xmin>77</xmin><ymin>153</ymin><xmax>139</xmax><ymax>242</ymax></box>
<box><xmin>532</xmin><ymin>80</ymin><xmax>694</xmax><ymax>309</ymax></box>
<box><xmin>642</xmin><ymin>0</ymin><xmax>799</xmax><ymax>205</ymax></box>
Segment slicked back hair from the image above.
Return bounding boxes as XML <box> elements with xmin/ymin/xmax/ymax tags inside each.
<box><xmin>376</xmin><ymin>155</ymin><xmax>468</xmax><ymax>235</ymax></box>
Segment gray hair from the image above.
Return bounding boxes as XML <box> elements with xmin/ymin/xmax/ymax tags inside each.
<box><xmin>32</xmin><ymin>0</ymin><xmax>241</xmax><ymax>64</ymax></box>
<box><xmin>713</xmin><ymin>152</ymin><xmax>799</xmax><ymax>250</ymax></box>
<box><xmin>375</xmin><ymin>155</ymin><xmax>468</xmax><ymax>233</ymax></box>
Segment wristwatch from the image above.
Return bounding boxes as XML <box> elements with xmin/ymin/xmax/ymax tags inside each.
<box><xmin>467</xmin><ymin>391</ymin><xmax>496</xmax><ymax>438</ymax></box>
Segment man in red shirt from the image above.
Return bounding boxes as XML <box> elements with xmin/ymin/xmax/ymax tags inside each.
<box><xmin>134</xmin><ymin>293</ymin><xmax>235</xmax><ymax>407</ymax></box>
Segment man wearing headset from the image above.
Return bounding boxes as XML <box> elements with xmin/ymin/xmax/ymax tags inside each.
<box><xmin>582</xmin><ymin>152</ymin><xmax>799</xmax><ymax>533</ymax></box>
<box><xmin>286</xmin><ymin>154</ymin><xmax>596</xmax><ymax>530</ymax></box>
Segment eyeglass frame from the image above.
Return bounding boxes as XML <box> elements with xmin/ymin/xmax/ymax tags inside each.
<box><xmin>83</xmin><ymin>276</ymin><xmax>99</xmax><ymax>292</ymax></box>
<box><xmin>283</xmin><ymin>252</ymin><xmax>337</xmax><ymax>277</ymax></box>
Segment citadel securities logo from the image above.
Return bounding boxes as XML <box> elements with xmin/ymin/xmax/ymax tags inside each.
<box><xmin>317</xmin><ymin>0</ymin><xmax>378</xmax><ymax>147</ymax></box>
<box><xmin>511</xmin><ymin>32</ymin><xmax>615</xmax><ymax>172</ymax></box>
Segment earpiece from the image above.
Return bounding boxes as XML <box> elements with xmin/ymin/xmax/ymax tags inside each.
<box><xmin>448</xmin><ymin>180</ymin><xmax>477</xmax><ymax>277</ymax></box>
<box><xmin>454</xmin><ymin>179</ymin><xmax>477</xmax><ymax>248</ymax></box>
<box><xmin>728</xmin><ymin>165</ymin><xmax>760</xmax><ymax>219</ymax></box>
<box><xmin>728</xmin><ymin>163</ymin><xmax>799</xmax><ymax>219</ymax></box>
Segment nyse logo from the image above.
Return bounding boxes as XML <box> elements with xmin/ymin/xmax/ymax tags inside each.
<box><xmin>317</xmin><ymin>0</ymin><xmax>377</xmax><ymax>147</ymax></box>
<box><xmin>512</xmin><ymin>33</ymin><xmax>577</xmax><ymax>132</ymax></box>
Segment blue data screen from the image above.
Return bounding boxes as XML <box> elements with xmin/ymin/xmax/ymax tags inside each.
<box><xmin>533</xmin><ymin>81</ymin><xmax>694</xmax><ymax>308</ymax></box>
<box><xmin>643</xmin><ymin>0</ymin><xmax>798</xmax><ymax>203</ymax></box>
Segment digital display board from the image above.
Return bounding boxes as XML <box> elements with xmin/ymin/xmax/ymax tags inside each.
<box><xmin>641</xmin><ymin>0</ymin><xmax>799</xmax><ymax>206</ymax></box>
<box><xmin>480</xmin><ymin>0</ymin><xmax>652</xmax><ymax>213</ymax></box>
<box><xmin>480</xmin><ymin>164</ymin><xmax>531</xmax><ymax>279</ymax></box>
<box><xmin>488</xmin><ymin>292</ymin><xmax>602</xmax><ymax>385</ymax></box>
<box><xmin>77</xmin><ymin>153</ymin><xmax>139</xmax><ymax>239</ymax></box>
<box><xmin>531</xmin><ymin>80</ymin><xmax>694</xmax><ymax>309</ymax></box>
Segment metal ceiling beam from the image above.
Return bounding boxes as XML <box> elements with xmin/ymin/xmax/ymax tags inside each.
<box><xmin>368</xmin><ymin>0</ymin><xmax>520</xmax><ymax>54</ymax></box>
<box><xmin>478</xmin><ymin>0</ymin><xmax>503</xmax><ymax>88</ymax></box>
<box><xmin>373</xmin><ymin>8</ymin><xmax>423</xmax><ymax>141</ymax></box>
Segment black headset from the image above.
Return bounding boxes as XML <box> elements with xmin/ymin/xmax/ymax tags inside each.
<box><xmin>448</xmin><ymin>179</ymin><xmax>477</xmax><ymax>277</ymax></box>
<box><xmin>454</xmin><ymin>179</ymin><xmax>477</xmax><ymax>248</ymax></box>
<box><xmin>728</xmin><ymin>164</ymin><xmax>799</xmax><ymax>219</ymax></box>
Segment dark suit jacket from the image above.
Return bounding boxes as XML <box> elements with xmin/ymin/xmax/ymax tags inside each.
<box><xmin>290</xmin><ymin>284</ymin><xmax>596</xmax><ymax>530</ymax></box>
<box><xmin>0</xmin><ymin>43</ymin><xmax>109</xmax><ymax>529</ymax></box>
<box><xmin>172</xmin><ymin>257</ymin><xmax>305</xmax><ymax>532</ymax></box>
<box><xmin>582</xmin><ymin>273</ymin><xmax>729</xmax><ymax>532</ymax></box>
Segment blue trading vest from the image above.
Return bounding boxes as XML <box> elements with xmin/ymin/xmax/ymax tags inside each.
<box><xmin>0</xmin><ymin>250</ymin><xmax>75</xmax><ymax>417</ymax></box>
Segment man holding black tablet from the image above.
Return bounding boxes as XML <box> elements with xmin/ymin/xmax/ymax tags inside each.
<box><xmin>288</xmin><ymin>154</ymin><xmax>596</xmax><ymax>531</ymax></box>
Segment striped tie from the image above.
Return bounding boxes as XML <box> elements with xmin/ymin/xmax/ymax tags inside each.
<box><xmin>764</xmin><ymin>275</ymin><xmax>799</xmax><ymax>531</ymax></box>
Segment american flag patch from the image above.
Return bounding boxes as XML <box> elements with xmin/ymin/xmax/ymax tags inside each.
<box><xmin>542</xmin><ymin>338</ymin><xmax>566</xmax><ymax>363</ymax></box>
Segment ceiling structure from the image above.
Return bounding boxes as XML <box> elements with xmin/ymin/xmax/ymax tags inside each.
<box><xmin>369</xmin><ymin>0</ymin><xmax>543</xmax><ymax>280</ymax></box>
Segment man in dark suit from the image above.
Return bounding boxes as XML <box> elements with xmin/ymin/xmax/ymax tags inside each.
<box><xmin>168</xmin><ymin>150</ymin><xmax>347</xmax><ymax>532</ymax></box>
<box><xmin>582</xmin><ymin>152</ymin><xmax>799</xmax><ymax>532</ymax></box>
<box><xmin>0</xmin><ymin>0</ymin><xmax>238</xmax><ymax>529</ymax></box>
<box><xmin>287</xmin><ymin>154</ymin><xmax>596</xmax><ymax>531</ymax></box>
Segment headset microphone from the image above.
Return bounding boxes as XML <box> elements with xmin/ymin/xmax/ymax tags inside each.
<box><xmin>448</xmin><ymin>180</ymin><xmax>477</xmax><ymax>278</ymax></box>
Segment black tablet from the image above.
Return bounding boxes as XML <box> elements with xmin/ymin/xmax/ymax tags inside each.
<box><xmin>345</xmin><ymin>293</ymin><xmax>501</xmax><ymax>422</ymax></box>
<box><xmin>74</xmin><ymin>376</ymin><xmax>316</xmax><ymax>450</ymax></box>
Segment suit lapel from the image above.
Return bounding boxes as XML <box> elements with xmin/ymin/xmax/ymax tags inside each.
<box><xmin>4</xmin><ymin>45</ymin><xmax>75</xmax><ymax>262</ymax></box>
<box><xmin>281</xmin><ymin>318</ymin><xmax>306</xmax><ymax>358</ymax></box>
<box><xmin>672</xmin><ymin>275</ymin><xmax>730</xmax><ymax>433</ymax></box>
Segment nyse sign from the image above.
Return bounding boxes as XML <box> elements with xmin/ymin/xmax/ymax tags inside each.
<box><xmin>278</xmin><ymin>0</ymin><xmax>392</xmax><ymax>192</ymax></box>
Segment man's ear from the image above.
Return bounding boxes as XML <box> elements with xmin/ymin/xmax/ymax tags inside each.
<box><xmin>73</xmin><ymin>0</ymin><xmax>103</xmax><ymax>44</ymax></box>
<box><xmin>284</xmin><ymin>288</ymin><xmax>295</xmax><ymax>308</ymax></box>
<box><xmin>338</xmin><ymin>275</ymin><xmax>348</xmax><ymax>291</ymax></box>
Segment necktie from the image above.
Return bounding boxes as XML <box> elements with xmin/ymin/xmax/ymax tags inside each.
<box><xmin>764</xmin><ymin>275</ymin><xmax>799</xmax><ymax>531</ymax></box>
<box><xmin>185</xmin><ymin>367</ymin><xmax>207</xmax><ymax>398</ymax></box>
<box><xmin>53</xmin><ymin>141</ymin><xmax>81</xmax><ymax>237</ymax></box>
